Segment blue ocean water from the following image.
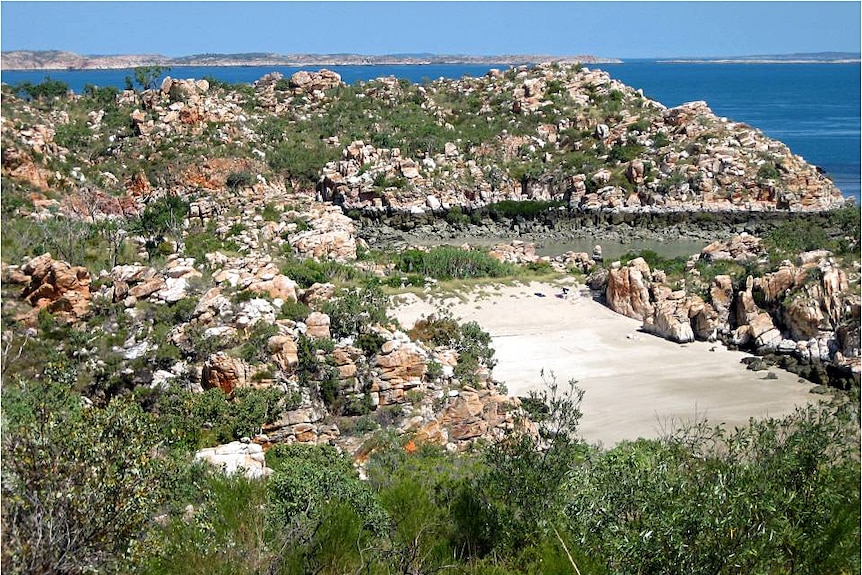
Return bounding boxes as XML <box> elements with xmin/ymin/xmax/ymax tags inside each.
<box><xmin>3</xmin><ymin>62</ymin><xmax>859</xmax><ymax>201</ymax></box>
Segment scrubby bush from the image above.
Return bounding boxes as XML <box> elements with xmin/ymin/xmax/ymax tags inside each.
<box><xmin>226</xmin><ymin>170</ymin><xmax>255</xmax><ymax>190</ymax></box>
<box><xmin>322</xmin><ymin>283</ymin><xmax>389</xmax><ymax>339</ymax></box>
<box><xmin>12</xmin><ymin>76</ymin><xmax>69</xmax><ymax>103</ymax></box>
<box><xmin>2</xmin><ymin>366</ymin><xmax>171</xmax><ymax>574</ymax></box>
<box><xmin>409</xmin><ymin>311</ymin><xmax>496</xmax><ymax>385</ymax></box>
<box><xmin>488</xmin><ymin>199</ymin><xmax>566</xmax><ymax>219</ymax></box>
<box><xmin>266</xmin><ymin>443</ymin><xmax>390</xmax><ymax>534</ymax></box>
<box><xmin>566</xmin><ymin>400</ymin><xmax>860</xmax><ymax>574</ymax></box>
<box><xmin>138</xmin><ymin>384</ymin><xmax>296</xmax><ymax>450</ymax></box>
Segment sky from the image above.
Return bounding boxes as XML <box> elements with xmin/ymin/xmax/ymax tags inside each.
<box><xmin>1</xmin><ymin>1</ymin><xmax>859</xmax><ymax>59</ymax></box>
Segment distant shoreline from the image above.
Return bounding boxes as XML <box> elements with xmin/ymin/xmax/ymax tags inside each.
<box><xmin>0</xmin><ymin>50</ymin><xmax>623</xmax><ymax>71</ymax></box>
<box><xmin>659</xmin><ymin>59</ymin><xmax>860</xmax><ymax>64</ymax></box>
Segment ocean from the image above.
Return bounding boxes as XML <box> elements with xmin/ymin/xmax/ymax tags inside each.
<box><xmin>3</xmin><ymin>62</ymin><xmax>859</xmax><ymax>202</ymax></box>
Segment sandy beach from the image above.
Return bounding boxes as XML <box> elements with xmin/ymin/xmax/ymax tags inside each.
<box><xmin>393</xmin><ymin>280</ymin><xmax>816</xmax><ymax>447</ymax></box>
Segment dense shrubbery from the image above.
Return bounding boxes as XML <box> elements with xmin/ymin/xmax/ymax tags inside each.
<box><xmin>322</xmin><ymin>283</ymin><xmax>390</xmax><ymax>339</ymax></box>
<box><xmin>138</xmin><ymin>384</ymin><xmax>298</xmax><ymax>450</ymax></box>
<box><xmin>3</xmin><ymin>362</ymin><xmax>858</xmax><ymax>574</ymax></box>
<box><xmin>568</xmin><ymin>401</ymin><xmax>860</xmax><ymax>574</ymax></box>
<box><xmin>766</xmin><ymin>207</ymin><xmax>860</xmax><ymax>258</ymax></box>
<box><xmin>2</xmin><ymin>366</ymin><xmax>172</xmax><ymax>574</ymax></box>
<box><xmin>396</xmin><ymin>246</ymin><xmax>517</xmax><ymax>280</ymax></box>
<box><xmin>487</xmin><ymin>199</ymin><xmax>567</xmax><ymax>219</ymax></box>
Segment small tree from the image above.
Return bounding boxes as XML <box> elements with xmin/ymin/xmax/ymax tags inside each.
<box><xmin>133</xmin><ymin>65</ymin><xmax>171</xmax><ymax>91</ymax></box>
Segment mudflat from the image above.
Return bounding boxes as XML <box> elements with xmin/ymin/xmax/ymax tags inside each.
<box><xmin>393</xmin><ymin>281</ymin><xmax>816</xmax><ymax>447</ymax></box>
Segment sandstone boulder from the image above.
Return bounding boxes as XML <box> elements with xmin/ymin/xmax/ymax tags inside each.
<box><xmin>305</xmin><ymin>312</ymin><xmax>331</xmax><ymax>339</ymax></box>
<box><xmin>606</xmin><ymin>261</ymin><xmax>654</xmax><ymax>321</ymax></box>
<box><xmin>268</xmin><ymin>334</ymin><xmax>299</xmax><ymax>370</ymax></box>
<box><xmin>373</xmin><ymin>340</ymin><xmax>427</xmax><ymax>388</ymax></box>
<box><xmin>17</xmin><ymin>253</ymin><xmax>91</xmax><ymax>323</ymax></box>
<box><xmin>202</xmin><ymin>353</ymin><xmax>250</xmax><ymax>394</ymax></box>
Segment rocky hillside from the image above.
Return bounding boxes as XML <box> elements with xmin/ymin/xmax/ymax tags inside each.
<box><xmin>1</xmin><ymin>62</ymin><xmax>857</xmax><ymax>461</ymax></box>
<box><xmin>1</xmin><ymin>62</ymin><xmax>846</xmax><ymax>227</ymax></box>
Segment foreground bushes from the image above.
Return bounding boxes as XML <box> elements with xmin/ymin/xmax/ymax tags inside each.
<box><xmin>3</xmin><ymin>369</ymin><xmax>858</xmax><ymax>574</ymax></box>
<box><xmin>2</xmin><ymin>366</ymin><xmax>173</xmax><ymax>574</ymax></box>
<box><xmin>568</xmin><ymin>400</ymin><xmax>861</xmax><ymax>574</ymax></box>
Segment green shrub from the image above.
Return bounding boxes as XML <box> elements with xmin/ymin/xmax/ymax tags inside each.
<box><xmin>134</xmin><ymin>195</ymin><xmax>189</xmax><ymax>247</ymax></box>
<box><xmin>409</xmin><ymin>312</ymin><xmax>496</xmax><ymax>385</ymax></box>
<box><xmin>453</xmin><ymin>378</ymin><xmax>588</xmax><ymax>556</ymax></box>
<box><xmin>355</xmin><ymin>331</ymin><xmax>386</xmax><ymax>356</ymax></box>
<box><xmin>567</xmin><ymin>401</ymin><xmax>860</xmax><ymax>574</ymax></box>
<box><xmin>757</xmin><ymin>161</ymin><xmax>781</xmax><ymax>181</ymax></box>
<box><xmin>2</xmin><ymin>369</ymin><xmax>171</xmax><ymax>574</ymax></box>
<box><xmin>396</xmin><ymin>246</ymin><xmax>516</xmax><ymax>280</ymax></box>
<box><xmin>130</xmin><ymin>469</ymin><xmax>272</xmax><ymax>575</ymax></box>
<box><xmin>260</xmin><ymin>202</ymin><xmax>281</xmax><ymax>222</ymax></box>
<box><xmin>53</xmin><ymin>118</ymin><xmax>92</xmax><ymax>151</ymax></box>
<box><xmin>226</xmin><ymin>170</ymin><xmax>255</xmax><ymax>190</ymax></box>
<box><xmin>12</xmin><ymin>77</ymin><xmax>69</xmax><ymax>103</ymax></box>
<box><xmin>265</xmin><ymin>443</ymin><xmax>390</xmax><ymax>536</ymax></box>
<box><xmin>766</xmin><ymin>218</ymin><xmax>830</xmax><ymax>255</ymax></box>
<box><xmin>487</xmin><ymin>199</ymin><xmax>566</xmax><ymax>219</ymax></box>
<box><xmin>322</xmin><ymin>283</ymin><xmax>389</xmax><ymax>339</ymax></box>
<box><xmin>235</xmin><ymin>321</ymin><xmax>280</xmax><ymax>363</ymax></box>
<box><xmin>445</xmin><ymin>205</ymin><xmax>472</xmax><ymax>226</ymax></box>
<box><xmin>279</xmin><ymin>299</ymin><xmax>310</xmax><ymax>321</ymax></box>
<box><xmin>184</xmin><ymin>224</ymin><xmax>239</xmax><ymax>262</ymax></box>
<box><xmin>620</xmin><ymin>249</ymin><xmax>688</xmax><ymax>278</ymax></box>
<box><xmin>607</xmin><ymin>142</ymin><xmax>645</xmax><ymax>164</ymax></box>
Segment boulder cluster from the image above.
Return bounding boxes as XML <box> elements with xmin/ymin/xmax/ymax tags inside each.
<box><xmin>598</xmin><ymin>236</ymin><xmax>860</xmax><ymax>383</ymax></box>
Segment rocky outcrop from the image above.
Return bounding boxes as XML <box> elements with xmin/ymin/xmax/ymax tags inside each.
<box><xmin>316</xmin><ymin>64</ymin><xmax>844</xmax><ymax>216</ymax></box>
<box><xmin>202</xmin><ymin>353</ymin><xmax>250</xmax><ymax>394</ymax></box>
<box><xmin>701</xmin><ymin>233</ymin><xmax>765</xmax><ymax>262</ymax></box>
<box><xmin>372</xmin><ymin>338</ymin><xmax>427</xmax><ymax>393</ymax></box>
<box><xmin>601</xmin><ymin>238</ymin><xmax>859</xmax><ymax>385</ymax></box>
<box><xmin>606</xmin><ymin>258</ymin><xmax>654</xmax><ymax>320</ymax></box>
<box><xmin>10</xmin><ymin>253</ymin><xmax>92</xmax><ymax>323</ymax></box>
<box><xmin>289</xmin><ymin>204</ymin><xmax>358</xmax><ymax>262</ymax></box>
<box><xmin>288</xmin><ymin>69</ymin><xmax>342</xmax><ymax>94</ymax></box>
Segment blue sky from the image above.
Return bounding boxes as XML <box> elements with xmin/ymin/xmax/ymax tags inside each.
<box><xmin>1</xmin><ymin>1</ymin><xmax>859</xmax><ymax>59</ymax></box>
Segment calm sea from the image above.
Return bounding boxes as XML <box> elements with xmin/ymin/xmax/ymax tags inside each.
<box><xmin>3</xmin><ymin>62</ymin><xmax>859</xmax><ymax>201</ymax></box>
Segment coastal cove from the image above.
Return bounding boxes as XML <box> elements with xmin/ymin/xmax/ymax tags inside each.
<box><xmin>3</xmin><ymin>61</ymin><xmax>859</xmax><ymax>202</ymax></box>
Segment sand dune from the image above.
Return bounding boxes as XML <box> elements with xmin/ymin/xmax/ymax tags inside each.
<box><xmin>393</xmin><ymin>281</ymin><xmax>816</xmax><ymax>447</ymax></box>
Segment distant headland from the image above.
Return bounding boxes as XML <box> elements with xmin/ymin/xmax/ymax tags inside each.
<box><xmin>659</xmin><ymin>51</ymin><xmax>861</xmax><ymax>64</ymax></box>
<box><xmin>0</xmin><ymin>50</ymin><xmax>622</xmax><ymax>71</ymax></box>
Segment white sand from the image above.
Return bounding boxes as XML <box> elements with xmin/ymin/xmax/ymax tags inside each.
<box><xmin>393</xmin><ymin>281</ymin><xmax>815</xmax><ymax>447</ymax></box>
